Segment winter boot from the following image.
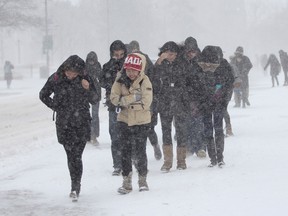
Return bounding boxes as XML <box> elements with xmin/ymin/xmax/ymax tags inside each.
<box><xmin>225</xmin><ymin>124</ymin><xmax>234</xmax><ymax>137</ymax></box>
<box><xmin>138</xmin><ymin>174</ymin><xmax>149</xmax><ymax>192</ymax></box>
<box><xmin>118</xmin><ymin>172</ymin><xmax>133</xmax><ymax>194</ymax></box>
<box><xmin>196</xmin><ymin>149</ymin><xmax>207</xmax><ymax>158</ymax></box>
<box><xmin>153</xmin><ymin>144</ymin><xmax>162</xmax><ymax>160</ymax></box>
<box><xmin>176</xmin><ymin>146</ymin><xmax>187</xmax><ymax>170</ymax></box>
<box><xmin>160</xmin><ymin>145</ymin><xmax>173</xmax><ymax>172</ymax></box>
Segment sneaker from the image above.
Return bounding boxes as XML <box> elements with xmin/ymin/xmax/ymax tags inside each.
<box><xmin>69</xmin><ymin>191</ymin><xmax>78</xmax><ymax>202</ymax></box>
<box><xmin>153</xmin><ymin>144</ymin><xmax>162</xmax><ymax>160</ymax></box>
<box><xmin>208</xmin><ymin>162</ymin><xmax>217</xmax><ymax>168</ymax></box>
<box><xmin>91</xmin><ymin>138</ymin><xmax>99</xmax><ymax>146</ymax></box>
<box><xmin>112</xmin><ymin>168</ymin><xmax>121</xmax><ymax>176</ymax></box>
<box><xmin>218</xmin><ymin>161</ymin><xmax>225</xmax><ymax>168</ymax></box>
<box><xmin>196</xmin><ymin>149</ymin><xmax>206</xmax><ymax>158</ymax></box>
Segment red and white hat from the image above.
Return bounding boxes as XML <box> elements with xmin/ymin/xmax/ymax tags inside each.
<box><xmin>123</xmin><ymin>54</ymin><xmax>143</xmax><ymax>71</ymax></box>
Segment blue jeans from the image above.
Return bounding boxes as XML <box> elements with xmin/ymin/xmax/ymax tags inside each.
<box><xmin>109</xmin><ymin>111</ymin><xmax>122</xmax><ymax>169</ymax></box>
<box><xmin>91</xmin><ymin>102</ymin><xmax>100</xmax><ymax>140</ymax></box>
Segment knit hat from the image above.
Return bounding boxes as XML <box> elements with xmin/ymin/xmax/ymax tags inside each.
<box><xmin>123</xmin><ymin>54</ymin><xmax>143</xmax><ymax>71</ymax></box>
<box><xmin>159</xmin><ymin>41</ymin><xmax>180</xmax><ymax>56</ymax></box>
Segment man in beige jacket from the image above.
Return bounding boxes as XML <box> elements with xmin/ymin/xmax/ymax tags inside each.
<box><xmin>110</xmin><ymin>53</ymin><xmax>153</xmax><ymax>194</ymax></box>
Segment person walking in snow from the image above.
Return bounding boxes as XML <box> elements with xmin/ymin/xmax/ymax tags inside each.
<box><xmin>85</xmin><ymin>51</ymin><xmax>102</xmax><ymax>145</ymax></box>
<box><xmin>128</xmin><ymin>40</ymin><xmax>162</xmax><ymax>160</ymax></box>
<box><xmin>264</xmin><ymin>54</ymin><xmax>281</xmax><ymax>87</ymax></box>
<box><xmin>4</xmin><ymin>60</ymin><xmax>14</xmax><ymax>89</ymax></box>
<box><xmin>179</xmin><ymin>36</ymin><xmax>206</xmax><ymax>157</ymax></box>
<box><xmin>110</xmin><ymin>53</ymin><xmax>153</xmax><ymax>194</ymax></box>
<box><xmin>154</xmin><ymin>41</ymin><xmax>190</xmax><ymax>171</ymax></box>
<box><xmin>39</xmin><ymin>55</ymin><xmax>101</xmax><ymax>202</ymax></box>
<box><xmin>197</xmin><ymin>46</ymin><xmax>234</xmax><ymax>167</ymax></box>
<box><xmin>230</xmin><ymin>46</ymin><xmax>253</xmax><ymax>108</ymax></box>
<box><xmin>278</xmin><ymin>50</ymin><xmax>288</xmax><ymax>86</ymax></box>
<box><xmin>99</xmin><ymin>40</ymin><xmax>127</xmax><ymax>176</ymax></box>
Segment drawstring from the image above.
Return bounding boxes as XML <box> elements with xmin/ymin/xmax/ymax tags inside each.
<box><xmin>53</xmin><ymin>110</ymin><xmax>55</xmax><ymax>121</ymax></box>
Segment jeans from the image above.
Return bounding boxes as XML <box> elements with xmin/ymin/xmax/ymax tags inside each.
<box><xmin>91</xmin><ymin>101</ymin><xmax>100</xmax><ymax>140</ymax></box>
<box><xmin>109</xmin><ymin>111</ymin><xmax>122</xmax><ymax>169</ymax></box>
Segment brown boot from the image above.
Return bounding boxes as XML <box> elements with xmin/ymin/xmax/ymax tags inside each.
<box><xmin>161</xmin><ymin>145</ymin><xmax>173</xmax><ymax>172</ymax></box>
<box><xmin>177</xmin><ymin>146</ymin><xmax>187</xmax><ymax>170</ymax></box>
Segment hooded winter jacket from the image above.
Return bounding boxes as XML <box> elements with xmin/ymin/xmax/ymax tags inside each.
<box><xmin>39</xmin><ymin>55</ymin><xmax>101</xmax><ymax>145</ymax></box>
<box><xmin>110</xmin><ymin>53</ymin><xmax>153</xmax><ymax>126</ymax></box>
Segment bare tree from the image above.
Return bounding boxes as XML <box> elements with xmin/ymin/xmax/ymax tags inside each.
<box><xmin>0</xmin><ymin>0</ymin><xmax>42</xmax><ymax>29</ymax></box>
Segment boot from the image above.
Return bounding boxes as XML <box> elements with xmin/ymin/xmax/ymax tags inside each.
<box><xmin>153</xmin><ymin>144</ymin><xmax>162</xmax><ymax>160</ymax></box>
<box><xmin>118</xmin><ymin>172</ymin><xmax>132</xmax><ymax>194</ymax></box>
<box><xmin>160</xmin><ymin>145</ymin><xmax>173</xmax><ymax>172</ymax></box>
<box><xmin>225</xmin><ymin>124</ymin><xmax>234</xmax><ymax>137</ymax></box>
<box><xmin>176</xmin><ymin>146</ymin><xmax>187</xmax><ymax>170</ymax></box>
<box><xmin>138</xmin><ymin>174</ymin><xmax>149</xmax><ymax>192</ymax></box>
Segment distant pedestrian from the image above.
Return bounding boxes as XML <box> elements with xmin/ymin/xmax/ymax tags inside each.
<box><xmin>264</xmin><ymin>54</ymin><xmax>281</xmax><ymax>87</ymax></box>
<box><xmin>279</xmin><ymin>50</ymin><xmax>288</xmax><ymax>86</ymax></box>
<box><xmin>39</xmin><ymin>55</ymin><xmax>101</xmax><ymax>202</ymax></box>
<box><xmin>230</xmin><ymin>46</ymin><xmax>253</xmax><ymax>108</ymax></box>
<box><xmin>85</xmin><ymin>51</ymin><xmax>102</xmax><ymax>145</ymax></box>
<box><xmin>4</xmin><ymin>60</ymin><xmax>14</xmax><ymax>89</ymax></box>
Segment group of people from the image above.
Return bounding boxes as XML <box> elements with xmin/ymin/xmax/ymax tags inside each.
<box><xmin>39</xmin><ymin>37</ymin><xmax>254</xmax><ymax>201</ymax></box>
<box><xmin>264</xmin><ymin>50</ymin><xmax>288</xmax><ymax>87</ymax></box>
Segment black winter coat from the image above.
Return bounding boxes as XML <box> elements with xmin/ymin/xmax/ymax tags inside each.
<box><xmin>99</xmin><ymin>58</ymin><xmax>125</xmax><ymax>111</ymax></box>
<box><xmin>39</xmin><ymin>72</ymin><xmax>101</xmax><ymax>145</ymax></box>
<box><xmin>196</xmin><ymin>59</ymin><xmax>234</xmax><ymax>114</ymax></box>
<box><xmin>154</xmin><ymin>59</ymin><xmax>189</xmax><ymax>116</ymax></box>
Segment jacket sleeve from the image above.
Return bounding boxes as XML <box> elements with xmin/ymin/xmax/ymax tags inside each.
<box><xmin>85</xmin><ymin>75</ymin><xmax>101</xmax><ymax>105</ymax></box>
<box><xmin>39</xmin><ymin>74</ymin><xmax>55</xmax><ymax>110</ymax></box>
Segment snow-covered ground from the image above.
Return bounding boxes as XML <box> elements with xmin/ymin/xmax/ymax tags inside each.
<box><xmin>0</xmin><ymin>70</ymin><xmax>288</xmax><ymax>216</ymax></box>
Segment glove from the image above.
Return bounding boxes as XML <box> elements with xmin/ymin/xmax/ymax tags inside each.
<box><xmin>213</xmin><ymin>84</ymin><xmax>222</xmax><ymax>102</ymax></box>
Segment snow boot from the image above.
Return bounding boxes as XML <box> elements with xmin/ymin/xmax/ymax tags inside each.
<box><xmin>153</xmin><ymin>144</ymin><xmax>162</xmax><ymax>160</ymax></box>
<box><xmin>118</xmin><ymin>172</ymin><xmax>132</xmax><ymax>194</ymax></box>
<box><xmin>138</xmin><ymin>174</ymin><xmax>149</xmax><ymax>192</ymax></box>
<box><xmin>176</xmin><ymin>146</ymin><xmax>187</xmax><ymax>170</ymax></box>
<box><xmin>160</xmin><ymin>145</ymin><xmax>173</xmax><ymax>172</ymax></box>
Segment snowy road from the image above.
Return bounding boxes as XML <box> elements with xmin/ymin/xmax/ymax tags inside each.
<box><xmin>1</xmin><ymin>75</ymin><xmax>288</xmax><ymax>216</ymax></box>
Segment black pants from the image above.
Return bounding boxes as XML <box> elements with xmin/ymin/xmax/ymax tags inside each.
<box><xmin>63</xmin><ymin>142</ymin><xmax>86</xmax><ymax>194</ymax></box>
<box><xmin>118</xmin><ymin>122</ymin><xmax>149</xmax><ymax>176</ymax></box>
<box><xmin>203</xmin><ymin>104</ymin><xmax>225</xmax><ymax>163</ymax></box>
<box><xmin>160</xmin><ymin>112</ymin><xmax>187</xmax><ymax>147</ymax></box>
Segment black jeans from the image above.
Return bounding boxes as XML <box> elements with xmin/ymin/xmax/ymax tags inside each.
<box><xmin>118</xmin><ymin>122</ymin><xmax>149</xmax><ymax>176</ymax></box>
<box><xmin>63</xmin><ymin>141</ymin><xmax>86</xmax><ymax>194</ymax></box>
<box><xmin>160</xmin><ymin>112</ymin><xmax>188</xmax><ymax>147</ymax></box>
<box><xmin>203</xmin><ymin>104</ymin><xmax>225</xmax><ymax>163</ymax></box>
